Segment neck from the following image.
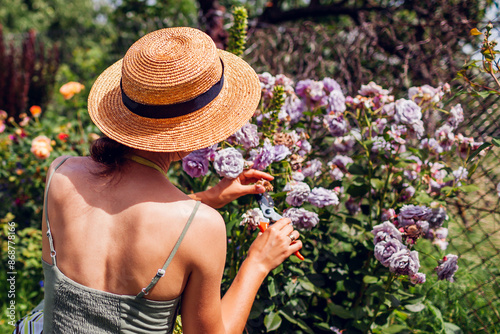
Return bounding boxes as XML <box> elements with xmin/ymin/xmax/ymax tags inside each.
<box><xmin>129</xmin><ymin>150</ymin><xmax>173</xmax><ymax>174</ymax></box>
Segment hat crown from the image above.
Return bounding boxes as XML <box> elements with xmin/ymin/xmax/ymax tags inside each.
<box><xmin>121</xmin><ymin>27</ymin><xmax>223</xmax><ymax>106</ymax></box>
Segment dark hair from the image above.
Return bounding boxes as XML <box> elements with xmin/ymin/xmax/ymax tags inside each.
<box><xmin>89</xmin><ymin>136</ymin><xmax>131</xmax><ymax>176</ymax></box>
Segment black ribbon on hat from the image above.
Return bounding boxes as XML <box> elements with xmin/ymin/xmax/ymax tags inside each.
<box><xmin>121</xmin><ymin>61</ymin><xmax>224</xmax><ymax>119</ymax></box>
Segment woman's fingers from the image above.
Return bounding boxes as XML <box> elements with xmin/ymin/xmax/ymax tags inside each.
<box><xmin>240</xmin><ymin>169</ymin><xmax>274</xmax><ymax>184</ymax></box>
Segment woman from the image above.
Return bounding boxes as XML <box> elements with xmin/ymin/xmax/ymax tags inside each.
<box><xmin>40</xmin><ymin>27</ymin><xmax>302</xmax><ymax>333</ymax></box>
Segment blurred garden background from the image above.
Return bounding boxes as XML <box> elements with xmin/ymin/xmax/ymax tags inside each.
<box><xmin>1</xmin><ymin>0</ymin><xmax>500</xmax><ymax>333</ymax></box>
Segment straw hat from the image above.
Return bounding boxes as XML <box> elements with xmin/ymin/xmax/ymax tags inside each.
<box><xmin>88</xmin><ymin>27</ymin><xmax>261</xmax><ymax>152</ymax></box>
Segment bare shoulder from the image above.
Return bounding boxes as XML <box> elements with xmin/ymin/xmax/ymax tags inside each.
<box><xmin>182</xmin><ymin>202</ymin><xmax>227</xmax><ymax>264</ymax></box>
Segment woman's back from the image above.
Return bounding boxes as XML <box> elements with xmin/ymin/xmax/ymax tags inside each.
<box><xmin>41</xmin><ymin>155</ymin><xmax>224</xmax><ymax>333</ymax></box>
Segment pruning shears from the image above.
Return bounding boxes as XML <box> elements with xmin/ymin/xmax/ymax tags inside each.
<box><xmin>255</xmin><ymin>192</ymin><xmax>305</xmax><ymax>261</ymax></box>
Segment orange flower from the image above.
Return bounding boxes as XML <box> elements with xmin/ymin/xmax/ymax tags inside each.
<box><xmin>31</xmin><ymin>135</ymin><xmax>53</xmax><ymax>159</ymax></box>
<box><xmin>58</xmin><ymin>133</ymin><xmax>69</xmax><ymax>142</ymax></box>
<box><xmin>29</xmin><ymin>105</ymin><xmax>42</xmax><ymax>117</ymax></box>
<box><xmin>60</xmin><ymin>82</ymin><xmax>85</xmax><ymax>100</ymax></box>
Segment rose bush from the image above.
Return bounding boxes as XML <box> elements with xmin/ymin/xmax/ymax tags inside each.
<box><xmin>174</xmin><ymin>72</ymin><xmax>485</xmax><ymax>333</ymax></box>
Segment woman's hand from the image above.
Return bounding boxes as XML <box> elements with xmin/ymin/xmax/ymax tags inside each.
<box><xmin>246</xmin><ymin>218</ymin><xmax>303</xmax><ymax>274</ymax></box>
<box><xmin>189</xmin><ymin>169</ymin><xmax>274</xmax><ymax>208</ymax></box>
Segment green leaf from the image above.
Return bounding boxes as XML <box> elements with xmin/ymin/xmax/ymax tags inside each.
<box><xmin>327</xmin><ymin>303</ymin><xmax>353</xmax><ymax>319</ymax></box>
<box><xmin>268</xmin><ymin>278</ymin><xmax>278</xmax><ymax>297</ymax></box>
<box><xmin>264</xmin><ymin>311</ymin><xmax>282</xmax><ymax>332</ymax></box>
<box><xmin>278</xmin><ymin>310</ymin><xmax>315</xmax><ymax>333</ymax></box>
<box><xmin>363</xmin><ymin>275</ymin><xmax>379</xmax><ymax>284</ymax></box>
<box><xmin>444</xmin><ymin>322</ymin><xmax>463</xmax><ymax>334</ymax></box>
<box><xmin>382</xmin><ymin>324</ymin><xmax>408</xmax><ymax>333</ymax></box>
<box><xmin>346</xmin><ymin>184</ymin><xmax>370</xmax><ymax>197</ymax></box>
<box><xmin>428</xmin><ymin>303</ymin><xmax>445</xmax><ymax>329</ymax></box>
<box><xmin>491</xmin><ymin>137</ymin><xmax>500</xmax><ymax>147</ymax></box>
<box><xmin>348</xmin><ymin>163</ymin><xmax>366</xmax><ymax>175</ymax></box>
<box><xmin>466</xmin><ymin>142</ymin><xmax>491</xmax><ymax>163</ymax></box>
<box><xmin>459</xmin><ymin>184</ymin><xmax>479</xmax><ymax>193</ymax></box>
<box><xmin>414</xmin><ymin>191</ymin><xmax>433</xmax><ymax>204</ymax></box>
<box><xmin>370</xmin><ymin>178</ymin><xmax>385</xmax><ymax>190</ymax></box>
<box><xmin>299</xmin><ymin>278</ymin><xmax>317</xmax><ymax>293</ymax></box>
<box><xmin>405</xmin><ymin>302</ymin><xmax>425</xmax><ymax>312</ymax></box>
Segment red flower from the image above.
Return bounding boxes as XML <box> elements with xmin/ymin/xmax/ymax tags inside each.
<box><xmin>58</xmin><ymin>133</ymin><xmax>69</xmax><ymax>142</ymax></box>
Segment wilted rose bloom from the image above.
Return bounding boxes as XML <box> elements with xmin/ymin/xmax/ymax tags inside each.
<box><xmin>435</xmin><ymin>254</ymin><xmax>459</xmax><ymax>282</ymax></box>
<box><xmin>240</xmin><ymin>208</ymin><xmax>265</xmax><ymax>229</ymax></box>
<box><xmin>324</xmin><ymin>115</ymin><xmax>348</xmax><ymax>137</ymax></box>
<box><xmin>374</xmin><ymin>238</ymin><xmax>406</xmax><ymax>267</ymax></box>
<box><xmin>302</xmin><ymin>159</ymin><xmax>323</xmax><ymax>178</ymax></box>
<box><xmin>272</xmin><ymin>145</ymin><xmax>291</xmax><ymax>162</ymax></box>
<box><xmin>60</xmin><ymin>82</ymin><xmax>85</xmax><ymax>100</ymax></box>
<box><xmin>329</xmin><ymin>155</ymin><xmax>353</xmax><ymax>172</ymax></box>
<box><xmin>389</xmin><ymin>249</ymin><xmax>420</xmax><ymax>276</ymax></box>
<box><xmin>308</xmin><ymin>187</ymin><xmax>339</xmax><ymax>208</ymax></box>
<box><xmin>394</xmin><ymin>99</ymin><xmax>422</xmax><ymax>125</ymax></box>
<box><xmin>447</xmin><ymin>104</ymin><xmax>464</xmax><ymax>129</ymax></box>
<box><xmin>398</xmin><ymin>205</ymin><xmax>431</xmax><ymax>227</ymax></box>
<box><xmin>30</xmin><ymin>135</ymin><xmax>53</xmax><ymax>159</ymax></box>
<box><xmin>233</xmin><ymin>122</ymin><xmax>260</xmax><ymax>149</ymax></box>
<box><xmin>252</xmin><ymin>139</ymin><xmax>275</xmax><ymax>170</ymax></box>
<box><xmin>358</xmin><ymin>81</ymin><xmax>389</xmax><ymax>96</ymax></box>
<box><xmin>326</xmin><ymin>90</ymin><xmax>346</xmax><ymax>114</ymax></box>
<box><xmin>410</xmin><ymin>273</ymin><xmax>426</xmax><ymax>284</ymax></box>
<box><xmin>372</xmin><ymin>221</ymin><xmax>403</xmax><ymax>244</ymax></box>
<box><xmin>182</xmin><ymin>151</ymin><xmax>209</xmax><ymax>178</ymax></box>
<box><xmin>285</xmin><ymin>181</ymin><xmax>311</xmax><ymax>206</ymax></box>
<box><xmin>213</xmin><ymin>148</ymin><xmax>244</xmax><ymax>179</ymax></box>
<box><xmin>29</xmin><ymin>105</ymin><xmax>42</xmax><ymax>117</ymax></box>
<box><xmin>283</xmin><ymin>207</ymin><xmax>319</xmax><ymax>230</ymax></box>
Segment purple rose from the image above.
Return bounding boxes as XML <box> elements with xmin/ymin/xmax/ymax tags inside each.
<box><xmin>374</xmin><ymin>238</ymin><xmax>406</xmax><ymax>267</ymax></box>
<box><xmin>435</xmin><ymin>124</ymin><xmax>455</xmax><ymax>152</ymax></box>
<box><xmin>394</xmin><ymin>99</ymin><xmax>422</xmax><ymax>125</ymax></box>
<box><xmin>419</xmin><ymin>138</ymin><xmax>443</xmax><ymax>155</ymax></box>
<box><xmin>302</xmin><ymin>159</ymin><xmax>323</xmax><ymax>178</ymax></box>
<box><xmin>435</xmin><ymin>254</ymin><xmax>458</xmax><ymax>282</ymax></box>
<box><xmin>283</xmin><ymin>207</ymin><xmax>319</xmax><ymax>230</ymax></box>
<box><xmin>233</xmin><ymin>122</ymin><xmax>260</xmax><ymax>149</ymax></box>
<box><xmin>410</xmin><ymin>273</ymin><xmax>426</xmax><ymax>284</ymax></box>
<box><xmin>182</xmin><ymin>151</ymin><xmax>209</xmax><ymax>178</ymax></box>
<box><xmin>308</xmin><ymin>187</ymin><xmax>339</xmax><ymax>208</ymax></box>
<box><xmin>213</xmin><ymin>148</ymin><xmax>244</xmax><ymax>179</ymax></box>
<box><xmin>282</xmin><ymin>96</ymin><xmax>306</xmax><ymax>124</ymax></box>
<box><xmin>272</xmin><ymin>145</ymin><xmax>291</xmax><ymax>162</ymax></box>
<box><xmin>326</xmin><ymin>90</ymin><xmax>346</xmax><ymax>114</ymax></box>
<box><xmin>389</xmin><ymin>249</ymin><xmax>420</xmax><ymax>276</ymax></box>
<box><xmin>372</xmin><ymin>221</ymin><xmax>402</xmax><ymax>244</ymax></box>
<box><xmin>398</xmin><ymin>205</ymin><xmax>431</xmax><ymax>227</ymax></box>
<box><xmin>322</xmin><ymin>77</ymin><xmax>341</xmax><ymax>93</ymax></box>
<box><xmin>291</xmin><ymin>171</ymin><xmax>305</xmax><ymax>181</ymax></box>
<box><xmin>285</xmin><ymin>181</ymin><xmax>311</xmax><ymax>207</ymax></box>
<box><xmin>427</xmin><ymin>207</ymin><xmax>447</xmax><ymax>228</ymax></box>
<box><xmin>329</xmin><ymin>155</ymin><xmax>353</xmax><ymax>172</ymax></box>
<box><xmin>345</xmin><ymin>197</ymin><xmax>361</xmax><ymax>215</ymax></box>
<box><xmin>324</xmin><ymin>115</ymin><xmax>348</xmax><ymax>137</ymax></box>
<box><xmin>252</xmin><ymin>140</ymin><xmax>275</xmax><ymax>170</ymax></box>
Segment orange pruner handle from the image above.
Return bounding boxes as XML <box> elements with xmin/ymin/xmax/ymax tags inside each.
<box><xmin>258</xmin><ymin>221</ymin><xmax>305</xmax><ymax>261</ymax></box>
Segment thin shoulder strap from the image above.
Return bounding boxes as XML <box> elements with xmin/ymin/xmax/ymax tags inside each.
<box><xmin>137</xmin><ymin>201</ymin><xmax>201</xmax><ymax>298</ymax></box>
<box><xmin>44</xmin><ymin>156</ymin><xmax>72</xmax><ymax>266</ymax></box>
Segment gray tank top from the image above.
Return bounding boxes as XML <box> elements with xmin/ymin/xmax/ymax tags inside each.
<box><xmin>43</xmin><ymin>157</ymin><xmax>200</xmax><ymax>333</ymax></box>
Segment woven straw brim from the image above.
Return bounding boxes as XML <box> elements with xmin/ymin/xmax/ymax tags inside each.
<box><xmin>87</xmin><ymin>50</ymin><xmax>261</xmax><ymax>152</ymax></box>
